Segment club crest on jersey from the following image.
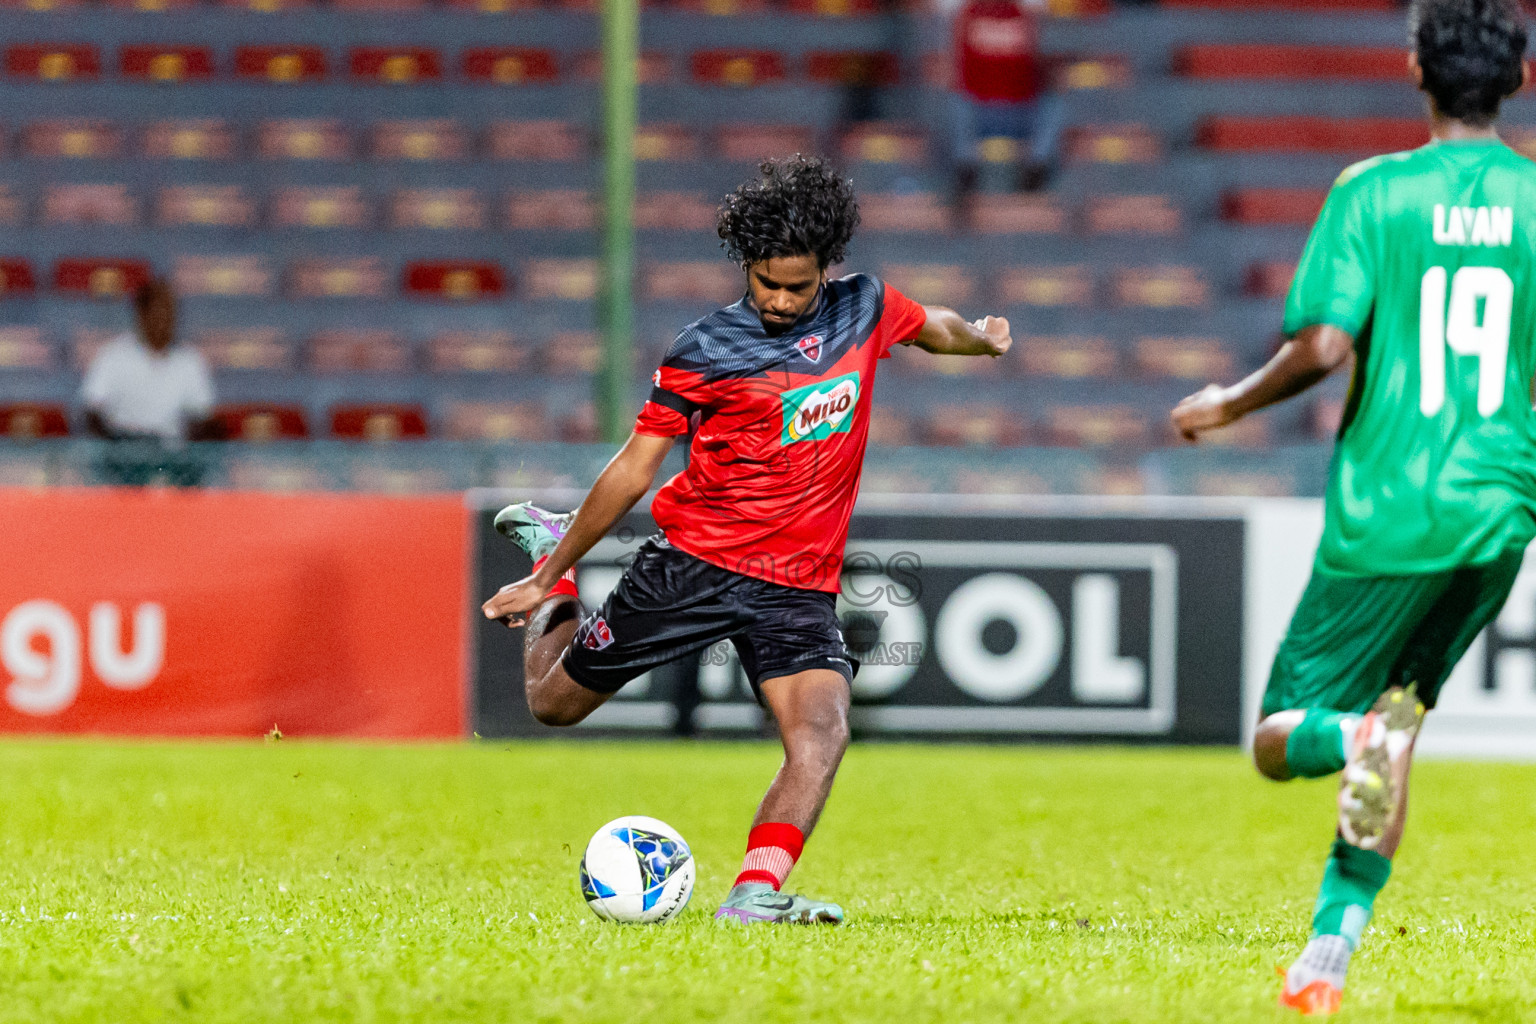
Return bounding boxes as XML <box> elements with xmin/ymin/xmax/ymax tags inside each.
<box><xmin>780</xmin><ymin>371</ymin><xmax>860</xmax><ymax>444</ymax></box>
<box><xmin>580</xmin><ymin>616</ymin><xmax>614</xmax><ymax>650</ymax></box>
<box><xmin>795</xmin><ymin>335</ymin><xmax>824</xmax><ymax>363</ymax></box>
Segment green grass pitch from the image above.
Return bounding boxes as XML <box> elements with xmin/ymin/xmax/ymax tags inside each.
<box><xmin>0</xmin><ymin>739</ymin><xmax>1531</xmax><ymax>1023</ymax></box>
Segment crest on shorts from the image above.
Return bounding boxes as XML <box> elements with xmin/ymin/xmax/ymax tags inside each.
<box><xmin>580</xmin><ymin>616</ymin><xmax>615</xmax><ymax>650</ymax></box>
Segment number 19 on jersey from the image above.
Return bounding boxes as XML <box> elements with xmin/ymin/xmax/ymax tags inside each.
<box><xmin>1419</xmin><ymin>265</ymin><xmax>1512</xmax><ymax>418</ymax></box>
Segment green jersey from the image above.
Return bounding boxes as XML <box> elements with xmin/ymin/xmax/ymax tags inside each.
<box><xmin>1285</xmin><ymin>138</ymin><xmax>1536</xmax><ymax>576</ymax></box>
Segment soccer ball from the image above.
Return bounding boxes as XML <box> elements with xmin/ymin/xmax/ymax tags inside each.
<box><xmin>579</xmin><ymin>815</ymin><xmax>695</xmax><ymax>924</ymax></box>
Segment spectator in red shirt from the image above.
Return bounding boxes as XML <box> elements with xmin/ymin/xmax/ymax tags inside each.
<box><xmin>950</xmin><ymin>0</ymin><xmax>1063</xmax><ymax>202</ymax></box>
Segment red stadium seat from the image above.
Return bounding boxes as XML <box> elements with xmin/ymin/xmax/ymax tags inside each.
<box><xmin>173</xmin><ymin>255</ymin><xmax>276</xmax><ymax>297</ymax></box>
<box><xmin>880</xmin><ymin>264</ymin><xmax>974</xmax><ymax>306</ymax></box>
<box><xmin>142</xmin><ymin>120</ymin><xmax>236</xmax><ymax>160</ymax></box>
<box><xmin>967</xmin><ymin>194</ymin><xmax>1071</xmax><ymax>235</ymax></box>
<box><xmin>634</xmin><ymin>124</ymin><xmax>701</xmax><ymax>162</ymax></box>
<box><xmin>0</xmin><ymin>328</ymin><xmax>51</xmax><ymax>369</ymax></box>
<box><xmin>524</xmin><ymin>259</ymin><xmax>598</xmax><ymax>301</ymax></box>
<box><xmin>6</xmin><ymin>44</ymin><xmax>101</xmax><ymax>81</ymax></box>
<box><xmin>372</xmin><ymin>120</ymin><xmax>470</xmax><ymax>162</ymax></box>
<box><xmin>0</xmin><ymin>186</ymin><xmax>19</xmax><ymax>226</ymax></box>
<box><xmin>670</xmin><ymin>0</ymin><xmax>772</xmax><ymax>15</ymax></box>
<box><xmin>558</xmin><ymin>403</ymin><xmax>600</xmax><ymax>444</ymax></box>
<box><xmin>1063</xmin><ymin>123</ymin><xmax>1162</xmax><ymax>164</ymax></box>
<box><xmin>543</xmin><ymin>331</ymin><xmax>601</xmax><ymax>376</ymax></box>
<box><xmin>330</xmin><ymin>404</ymin><xmax>429</xmax><ymax>441</ymax></box>
<box><xmin>156</xmin><ymin>185</ymin><xmax>257</xmax><ymax>228</ymax></box>
<box><xmin>1222</xmin><ymin>188</ymin><xmax>1328</xmax><ymax>227</ymax></box>
<box><xmin>859</xmin><ymin>193</ymin><xmax>951</xmax><ymax>234</ymax></box>
<box><xmin>234</xmin><ymin>46</ymin><xmax>327</xmax><ymax>83</ymax></box>
<box><xmin>288</xmin><ymin>258</ymin><xmax>389</xmax><ymax>299</ymax></box>
<box><xmin>0</xmin><ymin>403</ymin><xmax>68</xmax><ymax>440</ymax></box>
<box><xmin>840</xmin><ymin>122</ymin><xmax>927</xmax><ymax>165</ymax></box>
<box><xmin>441</xmin><ymin>401</ymin><xmax>550</xmax><ymax>442</ymax></box>
<box><xmin>784</xmin><ymin>0</ymin><xmax>881</xmax><ymax>14</ymax></box>
<box><xmin>867</xmin><ymin>405</ymin><xmax>915</xmax><ymax>446</ymax></box>
<box><xmin>390</xmin><ymin>189</ymin><xmax>486</xmax><ymax>230</ymax></box>
<box><xmin>1197</xmin><ymin>116</ymin><xmax>1428</xmax><ymax>154</ymax></box>
<box><xmin>68</xmin><ymin>330</ymin><xmax>116</xmax><ymax>372</ymax></box>
<box><xmin>335</xmin><ymin>0</ymin><xmax>427</xmax><ymax>10</ymax></box>
<box><xmin>1193</xmin><ymin>413</ymin><xmax>1273</xmax><ymax>449</ymax></box>
<box><xmin>425</xmin><ymin>331</ymin><xmax>529</xmax><ymax>374</ymax></box>
<box><xmin>1133</xmin><ymin>337</ymin><xmax>1235</xmax><ymax>381</ymax></box>
<box><xmin>805</xmin><ymin>50</ymin><xmax>899</xmax><ymax>87</ymax></box>
<box><xmin>488</xmin><ymin>120</ymin><xmax>587</xmax><ymax>161</ymax></box>
<box><xmin>1177</xmin><ymin>44</ymin><xmax>1409</xmax><ymax>81</ymax></box>
<box><xmin>349</xmin><ymin>48</ymin><xmax>443</xmax><ymax>85</ymax></box>
<box><xmin>272</xmin><ymin>187</ymin><xmax>372</xmax><ymax>229</ymax></box>
<box><xmin>922</xmin><ymin>405</ymin><xmax>1027</xmax><ymax>448</ymax></box>
<box><xmin>215</xmin><ymin>404</ymin><xmax>309</xmax><ymax>442</ymax></box>
<box><xmin>634</xmin><ymin>192</ymin><xmax>717</xmax><ymax>231</ymax></box>
<box><xmin>1044</xmin><ymin>405</ymin><xmax>1151</xmax><ymax>449</ymax></box>
<box><xmin>1056</xmin><ymin>54</ymin><xmax>1132</xmax><ymax>91</ymax></box>
<box><xmin>0</xmin><ymin>259</ymin><xmax>37</xmax><ymax>296</ymax></box>
<box><xmin>463</xmin><ymin>48</ymin><xmax>559</xmax><ymax>84</ymax></box>
<box><xmin>1085</xmin><ymin>194</ymin><xmax>1182</xmax><ymax>235</ymax></box>
<box><xmin>1018</xmin><ymin>336</ymin><xmax>1119</xmax><ymax>379</ymax></box>
<box><xmin>309</xmin><ymin>331</ymin><xmax>413</xmax><ymax>374</ymax></box>
<box><xmin>403</xmin><ymin>261</ymin><xmax>508</xmax><ymax>301</ymax></box>
<box><xmin>194</xmin><ymin>329</ymin><xmax>293</xmax><ymax>372</ymax></box>
<box><xmin>1245</xmin><ymin>261</ymin><xmax>1297</xmax><ymax>300</ymax></box>
<box><xmin>505</xmin><ymin>190</ymin><xmax>595</xmax><ymax>230</ymax></box>
<box><xmin>120</xmin><ymin>46</ymin><xmax>216</xmax><ymax>83</ymax></box>
<box><xmin>894</xmin><ymin>348</ymin><xmax>1007</xmax><ymax>378</ymax></box>
<box><xmin>42</xmin><ymin>184</ymin><xmax>137</xmax><ymax>226</ymax></box>
<box><xmin>997</xmin><ymin>266</ymin><xmax>1094</xmax><ymax>307</ymax></box>
<box><xmin>444</xmin><ymin>0</ymin><xmax>542</xmax><ymax>12</ymax></box>
<box><xmin>1046</xmin><ymin>0</ymin><xmax>1111</xmax><ymax>14</ymax></box>
<box><xmin>1110</xmin><ymin>266</ymin><xmax>1209</xmax><ymax>309</ymax></box>
<box><xmin>256</xmin><ymin>120</ymin><xmax>351</xmax><ymax>161</ymax></box>
<box><xmin>106</xmin><ymin>0</ymin><xmax>199</xmax><ymax>9</ymax></box>
<box><xmin>219</xmin><ymin>0</ymin><xmax>313</xmax><ymax>11</ymax></box>
<box><xmin>21</xmin><ymin>120</ymin><xmax>122</xmax><ymax>159</ymax></box>
<box><xmin>642</xmin><ymin>261</ymin><xmax>738</xmax><ymax>303</ymax></box>
<box><xmin>0</xmin><ymin>0</ymin><xmax>86</xmax><ymax>9</ymax></box>
<box><xmin>1505</xmin><ymin>128</ymin><xmax>1536</xmax><ymax>162</ymax></box>
<box><xmin>574</xmin><ymin>51</ymin><xmax>673</xmax><ymax>84</ymax></box>
<box><xmin>1311</xmin><ymin>394</ymin><xmax>1346</xmax><ymax>440</ymax></box>
<box><xmin>714</xmin><ymin>124</ymin><xmax>816</xmax><ymax>163</ymax></box>
<box><xmin>1164</xmin><ymin>0</ymin><xmax>1392</xmax><ymax>9</ymax></box>
<box><xmin>53</xmin><ymin>258</ymin><xmax>151</xmax><ymax>299</ymax></box>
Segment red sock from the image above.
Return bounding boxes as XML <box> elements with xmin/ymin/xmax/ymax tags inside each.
<box><xmin>532</xmin><ymin>556</ymin><xmax>579</xmax><ymax>600</ymax></box>
<box><xmin>733</xmin><ymin>822</ymin><xmax>805</xmax><ymax>891</ymax></box>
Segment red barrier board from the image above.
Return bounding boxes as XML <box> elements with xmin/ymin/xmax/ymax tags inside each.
<box><xmin>0</xmin><ymin>489</ymin><xmax>466</xmax><ymax>738</ymax></box>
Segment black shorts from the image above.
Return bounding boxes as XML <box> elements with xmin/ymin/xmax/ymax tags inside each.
<box><xmin>562</xmin><ymin>535</ymin><xmax>856</xmax><ymax>700</ymax></box>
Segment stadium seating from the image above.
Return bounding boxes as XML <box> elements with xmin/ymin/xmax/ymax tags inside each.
<box><xmin>330</xmin><ymin>404</ymin><xmax>430</xmax><ymax>441</ymax></box>
<box><xmin>216</xmin><ymin>404</ymin><xmax>310</xmax><ymax>441</ymax></box>
<box><xmin>0</xmin><ymin>0</ymin><xmax>1454</xmax><ymax>495</ymax></box>
<box><xmin>0</xmin><ymin>403</ymin><xmax>69</xmax><ymax>439</ymax></box>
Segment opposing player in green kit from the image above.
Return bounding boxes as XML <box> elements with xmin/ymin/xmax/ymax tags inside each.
<box><xmin>1172</xmin><ymin>0</ymin><xmax>1536</xmax><ymax>1014</ymax></box>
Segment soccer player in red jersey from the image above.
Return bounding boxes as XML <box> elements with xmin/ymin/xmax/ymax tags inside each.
<box><xmin>482</xmin><ymin>156</ymin><xmax>1011</xmax><ymax>923</ymax></box>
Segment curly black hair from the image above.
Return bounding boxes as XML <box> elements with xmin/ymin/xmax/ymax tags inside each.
<box><xmin>1412</xmin><ymin>0</ymin><xmax>1527</xmax><ymax>125</ymax></box>
<box><xmin>716</xmin><ymin>155</ymin><xmax>860</xmax><ymax>270</ymax></box>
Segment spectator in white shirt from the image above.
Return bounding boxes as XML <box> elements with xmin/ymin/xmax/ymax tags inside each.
<box><xmin>81</xmin><ymin>278</ymin><xmax>222</xmax><ymax>443</ymax></box>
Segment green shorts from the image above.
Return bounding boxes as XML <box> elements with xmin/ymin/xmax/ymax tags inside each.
<box><xmin>1262</xmin><ymin>547</ymin><xmax>1526</xmax><ymax>718</ymax></box>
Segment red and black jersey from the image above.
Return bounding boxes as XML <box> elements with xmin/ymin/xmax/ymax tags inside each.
<box><xmin>635</xmin><ymin>273</ymin><xmax>927</xmax><ymax>593</ymax></box>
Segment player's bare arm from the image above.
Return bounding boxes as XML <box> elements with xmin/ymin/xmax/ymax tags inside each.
<box><xmin>908</xmin><ymin>307</ymin><xmax>1012</xmax><ymax>357</ymax></box>
<box><xmin>1171</xmin><ymin>324</ymin><xmax>1353</xmax><ymax>442</ymax></box>
<box><xmin>481</xmin><ymin>431</ymin><xmax>673</xmax><ymax>627</ymax></box>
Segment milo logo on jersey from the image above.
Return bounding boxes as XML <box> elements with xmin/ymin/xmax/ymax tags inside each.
<box><xmin>781</xmin><ymin>371</ymin><xmax>860</xmax><ymax>444</ymax></box>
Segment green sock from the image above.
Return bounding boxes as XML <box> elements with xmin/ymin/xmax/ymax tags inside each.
<box><xmin>1312</xmin><ymin>838</ymin><xmax>1392</xmax><ymax>950</ymax></box>
<box><xmin>1285</xmin><ymin>709</ymin><xmax>1358</xmax><ymax>778</ymax></box>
